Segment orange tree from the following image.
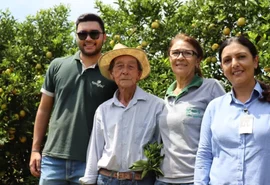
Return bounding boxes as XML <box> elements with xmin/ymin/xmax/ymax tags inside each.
<box><xmin>95</xmin><ymin>0</ymin><xmax>270</xmax><ymax>94</ymax></box>
<box><xmin>0</xmin><ymin>5</ymin><xmax>76</xmax><ymax>184</ymax></box>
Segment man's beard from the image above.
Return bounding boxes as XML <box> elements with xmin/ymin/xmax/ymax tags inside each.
<box><xmin>79</xmin><ymin>44</ymin><xmax>102</xmax><ymax>57</ymax></box>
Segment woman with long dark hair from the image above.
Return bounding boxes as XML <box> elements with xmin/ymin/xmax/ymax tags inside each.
<box><xmin>195</xmin><ymin>36</ymin><xmax>270</xmax><ymax>185</ymax></box>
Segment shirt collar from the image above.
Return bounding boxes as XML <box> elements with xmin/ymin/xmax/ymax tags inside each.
<box><xmin>74</xmin><ymin>51</ymin><xmax>81</xmax><ymax>61</ymax></box>
<box><xmin>165</xmin><ymin>74</ymin><xmax>203</xmax><ymax>99</ymax></box>
<box><xmin>74</xmin><ymin>51</ymin><xmax>98</xmax><ymax>72</ymax></box>
<box><xmin>112</xmin><ymin>86</ymin><xmax>147</xmax><ymax>107</ymax></box>
<box><xmin>229</xmin><ymin>81</ymin><xmax>262</xmax><ymax>104</ymax></box>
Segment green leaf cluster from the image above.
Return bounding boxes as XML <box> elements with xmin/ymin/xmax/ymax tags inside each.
<box><xmin>129</xmin><ymin>142</ymin><xmax>164</xmax><ymax>178</ymax></box>
<box><xmin>0</xmin><ymin>4</ymin><xmax>75</xmax><ymax>184</ymax></box>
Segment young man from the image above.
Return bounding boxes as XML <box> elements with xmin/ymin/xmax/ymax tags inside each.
<box><xmin>29</xmin><ymin>13</ymin><xmax>117</xmax><ymax>185</ymax></box>
<box><xmin>80</xmin><ymin>44</ymin><xmax>165</xmax><ymax>185</ymax></box>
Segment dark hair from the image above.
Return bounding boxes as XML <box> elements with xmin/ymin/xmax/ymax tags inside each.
<box><xmin>218</xmin><ymin>36</ymin><xmax>257</xmax><ymax>67</ymax></box>
<box><xmin>258</xmin><ymin>80</ymin><xmax>270</xmax><ymax>102</ymax></box>
<box><xmin>168</xmin><ymin>33</ymin><xmax>204</xmax><ymax>77</ymax></box>
<box><xmin>108</xmin><ymin>57</ymin><xmax>143</xmax><ymax>72</ymax></box>
<box><xmin>76</xmin><ymin>13</ymin><xmax>105</xmax><ymax>33</ymax></box>
<box><xmin>219</xmin><ymin>36</ymin><xmax>270</xmax><ymax>102</ymax></box>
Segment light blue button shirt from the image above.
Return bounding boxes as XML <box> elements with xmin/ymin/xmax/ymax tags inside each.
<box><xmin>80</xmin><ymin>86</ymin><xmax>165</xmax><ymax>184</ymax></box>
<box><xmin>194</xmin><ymin>82</ymin><xmax>270</xmax><ymax>185</ymax></box>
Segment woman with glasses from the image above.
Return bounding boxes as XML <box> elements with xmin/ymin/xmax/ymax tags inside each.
<box><xmin>194</xmin><ymin>36</ymin><xmax>270</xmax><ymax>184</ymax></box>
<box><xmin>155</xmin><ymin>34</ymin><xmax>225</xmax><ymax>185</ymax></box>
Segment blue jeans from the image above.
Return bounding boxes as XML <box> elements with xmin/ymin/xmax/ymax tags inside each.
<box><xmin>97</xmin><ymin>174</ymin><xmax>155</xmax><ymax>185</ymax></box>
<box><xmin>154</xmin><ymin>179</ymin><xmax>194</xmax><ymax>185</ymax></box>
<box><xmin>39</xmin><ymin>156</ymin><xmax>86</xmax><ymax>185</ymax></box>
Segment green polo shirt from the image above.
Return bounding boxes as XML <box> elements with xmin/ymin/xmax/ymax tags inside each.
<box><xmin>42</xmin><ymin>51</ymin><xmax>117</xmax><ymax>162</ymax></box>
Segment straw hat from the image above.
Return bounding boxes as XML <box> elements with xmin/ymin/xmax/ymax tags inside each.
<box><xmin>98</xmin><ymin>43</ymin><xmax>150</xmax><ymax>80</ymax></box>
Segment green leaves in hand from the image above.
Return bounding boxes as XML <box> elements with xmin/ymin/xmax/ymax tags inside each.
<box><xmin>129</xmin><ymin>142</ymin><xmax>164</xmax><ymax>178</ymax></box>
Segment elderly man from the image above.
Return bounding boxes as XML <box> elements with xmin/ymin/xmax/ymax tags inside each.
<box><xmin>79</xmin><ymin>43</ymin><xmax>165</xmax><ymax>185</ymax></box>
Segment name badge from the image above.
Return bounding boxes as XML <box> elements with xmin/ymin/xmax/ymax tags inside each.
<box><xmin>239</xmin><ymin>115</ymin><xmax>253</xmax><ymax>134</ymax></box>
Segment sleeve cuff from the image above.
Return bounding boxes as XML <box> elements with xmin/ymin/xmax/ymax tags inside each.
<box><xmin>41</xmin><ymin>88</ymin><xmax>55</xmax><ymax>97</ymax></box>
<box><xmin>79</xmin><ymin>175</ymin><xmax>98</xmax><ymax>184</ymax></box>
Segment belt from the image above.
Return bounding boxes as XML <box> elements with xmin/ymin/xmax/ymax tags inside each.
<box><xmin>99</xmin><ymin>168</ymin><xmax>143</xmax><ymax>180</ymax></box>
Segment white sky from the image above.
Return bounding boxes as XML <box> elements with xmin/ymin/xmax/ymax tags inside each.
<box><xmin>0</xmin><ymin>0</ymin><xmax>116</xmax><ymax>22</ymax></box>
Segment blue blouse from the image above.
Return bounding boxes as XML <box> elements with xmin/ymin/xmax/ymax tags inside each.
<box><xmin>195</xmin><ymin>82</ymin><xmax>270</xmax><ymax>185</ymax></box>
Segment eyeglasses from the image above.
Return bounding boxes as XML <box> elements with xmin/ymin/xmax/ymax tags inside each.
<box><xmin>76</xmin><ymin>30</ymin><xmax>104</xmax><ymax>40</ymax></box>
<box><xmin>169</xmin><ymin>50</ymin><xmax>198</xmax><ymax>58</ymax></box>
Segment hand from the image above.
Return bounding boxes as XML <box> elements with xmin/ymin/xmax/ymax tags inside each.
<box><xmin>29</xmin><ymin>151</ymin><xmax>41</xmax><ymax>177</ymax></box>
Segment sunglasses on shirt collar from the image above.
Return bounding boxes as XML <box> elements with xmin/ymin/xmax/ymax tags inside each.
<box><xmin>76</xmin><ymin>30</ymin><xmax>104</xmax><ymax>40</ymax></box>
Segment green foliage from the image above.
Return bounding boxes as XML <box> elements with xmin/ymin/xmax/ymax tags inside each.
<box><xmin>129</xmin><ymin>142</ymin><xmax>164</xmax><ymax>178</ymax></box>
<box><xmin>0</xmin><ymin>10</ymin><xmax>17</xmax><ymax>61</ymax></box>
<box><xmin>96</xmin><ymin>0</ymin><xmax>270</xmax><ymax>95</ymax></box>
<box><xmin>0</xmin><ymin>4</ymin><xmax>76</xmax><ymax>184</ymax></box>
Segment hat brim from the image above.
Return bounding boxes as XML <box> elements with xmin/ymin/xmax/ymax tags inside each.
<box><xmin>98</xmin><ymin>48</ymin><xmax>150</xmax><ymax>80</ymax></box>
